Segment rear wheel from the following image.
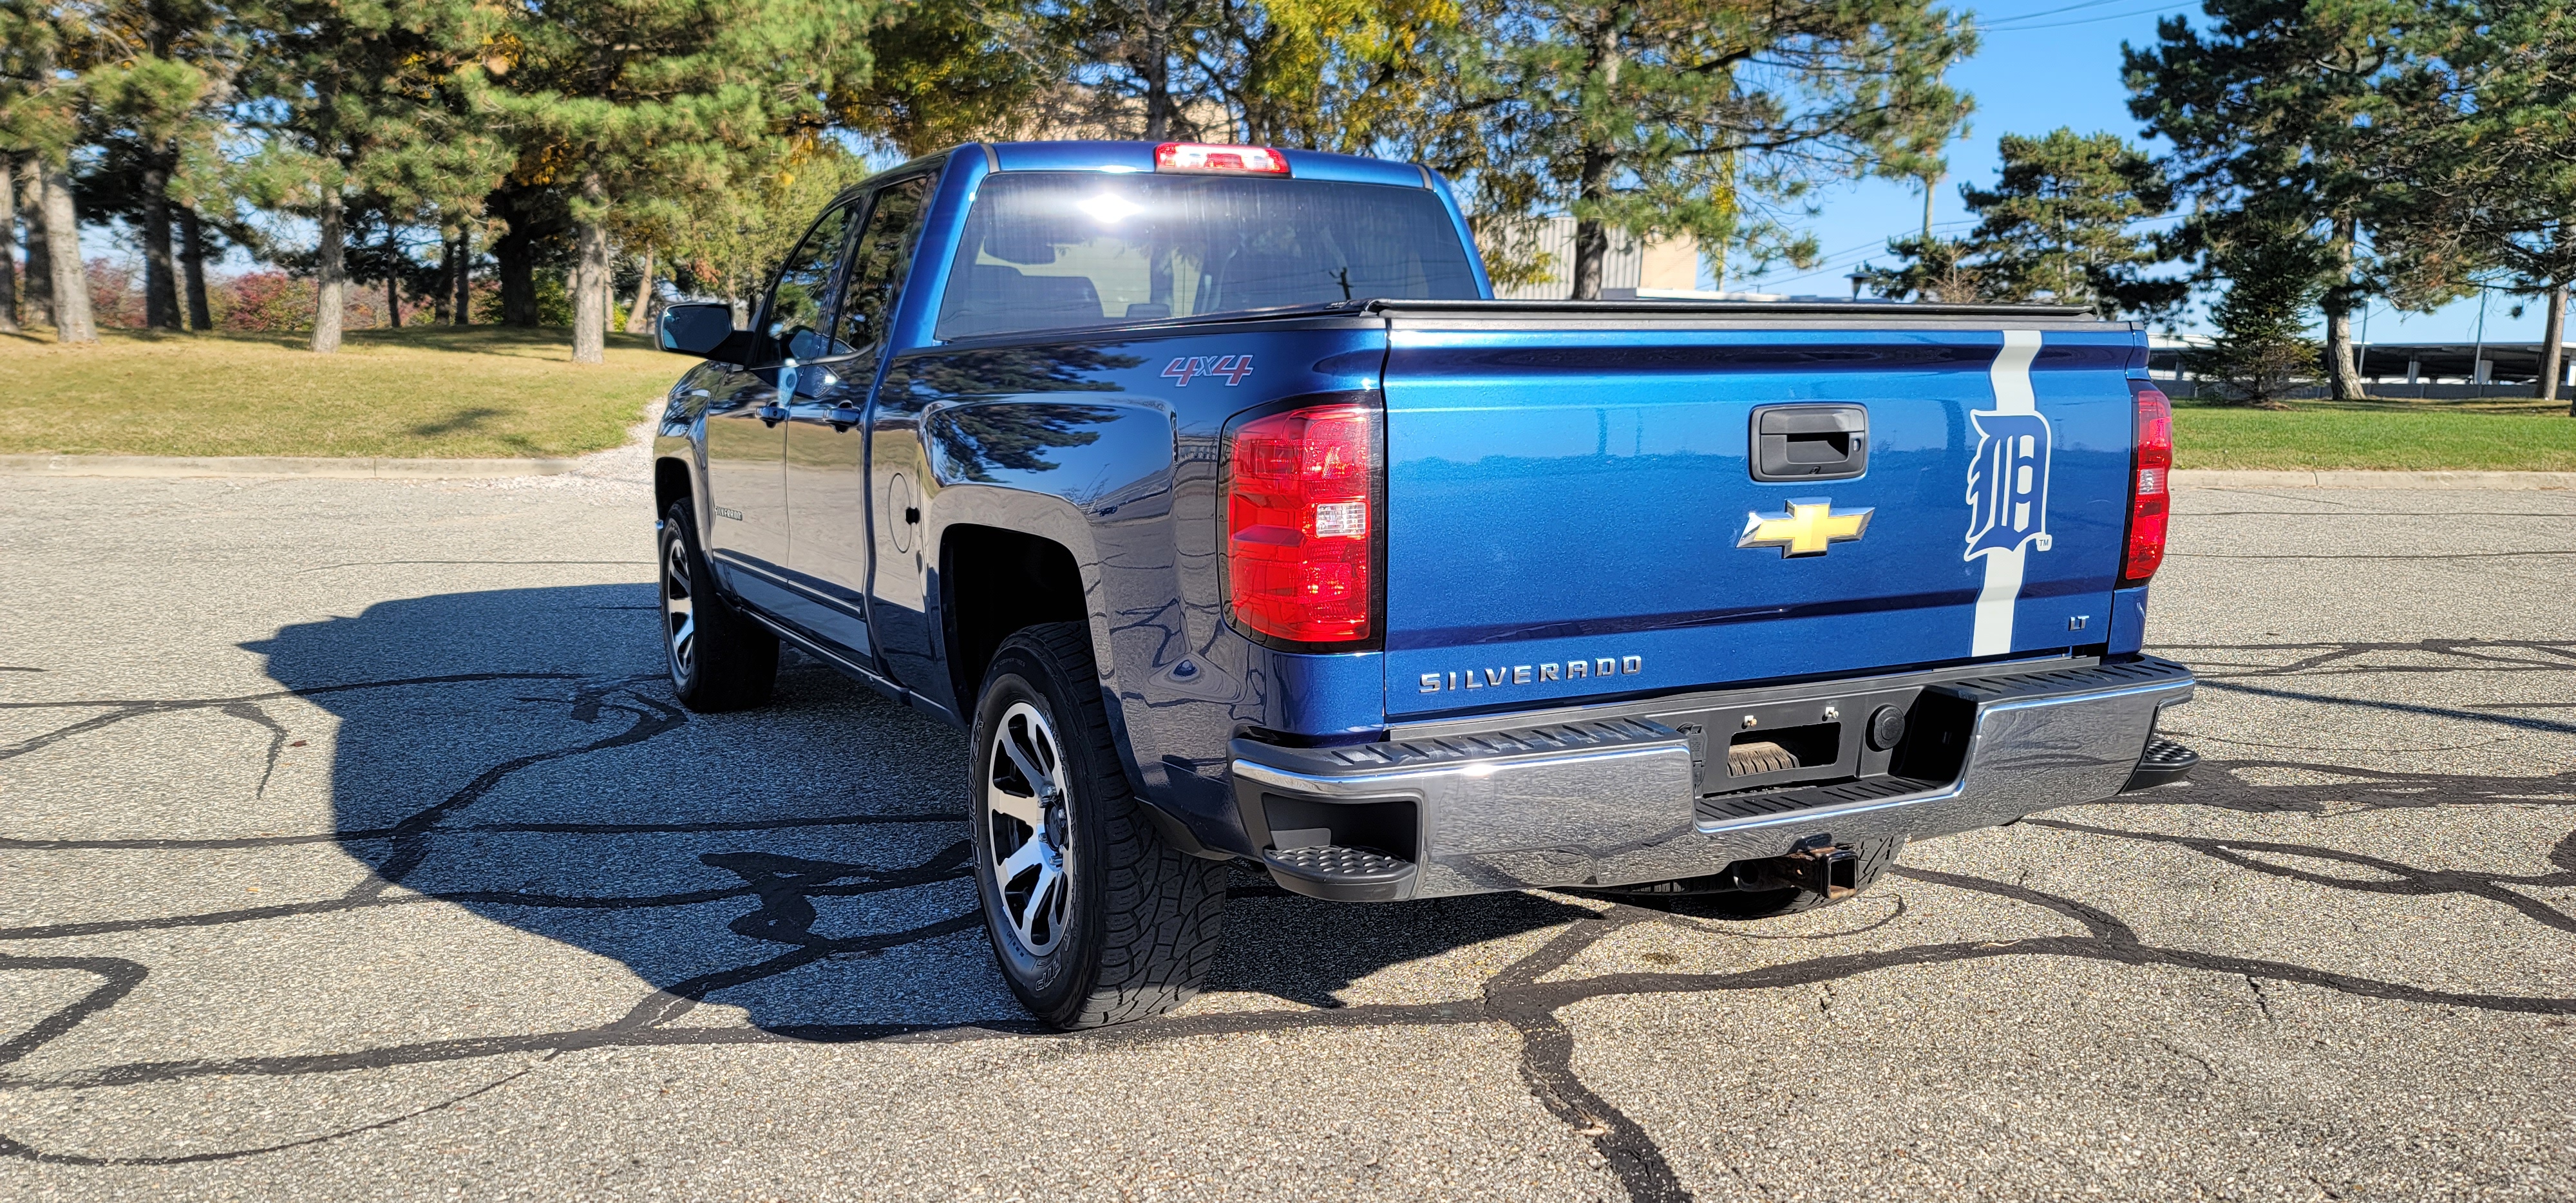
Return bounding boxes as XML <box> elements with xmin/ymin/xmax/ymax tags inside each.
<box><xmin>659</xmin><ymin>500</ymin><xmax>778</xmax><ymax>712</ymax></box>
<box><xmin>970</xmin><ymin>622</ymin><xmax>1227</xmax><ymax>1029</ymax></box>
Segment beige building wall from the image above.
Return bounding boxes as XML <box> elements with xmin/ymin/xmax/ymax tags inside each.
<box><xmin>1638</xmin><ymin>233</ymin><xmax>1700</xmax><ymax>291</ymax></box>
<box><xmin>1490</xmin><ymin>217</ymin><xmax>1705</xmax><ymax>299</ymax></box>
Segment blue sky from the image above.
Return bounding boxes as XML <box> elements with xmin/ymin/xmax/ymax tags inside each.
<box><xmin>1739</xmin><ymin>0</ymin><xmax>2537</xmax><ymax>346</ymax></box>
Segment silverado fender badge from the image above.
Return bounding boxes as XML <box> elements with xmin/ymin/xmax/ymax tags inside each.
<box><xmin>1416</xmin><ymin>656</ymin><xmax>1643</xmax><ymax>694</ymax></box>
<box><xmin>1738</xmin><ymin>499</ymin><xmax>1872</xmax><ymax>556</ymax></box>
<box><xmin>1965</xmin><ymin>329</ymin><xmax>2053</xmax><ymax>656</ymax></box>
<box><xmin>1161</xmin><ymin>354</ymin><xmax>1254</xmax><ymax>386</ymax></box>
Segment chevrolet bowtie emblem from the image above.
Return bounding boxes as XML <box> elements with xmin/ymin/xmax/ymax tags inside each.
<box><xmin>1738</xmin><ymin>499</ymin><xmax>1873</xmax><ymax>556</ymax></box>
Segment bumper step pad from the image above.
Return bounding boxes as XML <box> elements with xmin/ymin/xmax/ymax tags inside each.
<box><xmin>1261</xmin><ymin>843</ymin><xmax>1416</xmax><ymax>902</ymax></box>
<box><xmin>2121</xmin><ymin>737</ymin><xmax>2199</xmax><ymax>792</ymax></box>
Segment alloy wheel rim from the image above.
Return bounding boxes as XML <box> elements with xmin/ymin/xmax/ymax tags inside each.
<box><xmin>662</xmin><ymin>534</ymin><xmax>696</xmax><ymax>681</ymax></box>
<box><xmin>986</xmin><ymin>700</ymin><xmax>1072</xmax><ymax>957</ymax></box>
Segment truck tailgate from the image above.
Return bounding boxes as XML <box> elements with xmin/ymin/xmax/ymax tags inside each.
<box><xmin>1380</xmin><ymin>317</ymin><xmax>2142</xmax><ymax>720</ymax></box>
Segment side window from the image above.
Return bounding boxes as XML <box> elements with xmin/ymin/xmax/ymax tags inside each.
<box><xmin>762</xmin><ymin>200</ymin><xmax>860</xmax><ymax>363</ymax></box>
<box><xmin>832</xmin><ymin>176</ymin><xmax>934</xmax><ymax>353</ymax></box>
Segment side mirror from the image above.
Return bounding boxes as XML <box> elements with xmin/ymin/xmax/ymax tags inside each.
<box><xmin>658</xmin><ymin>303</ymin><xmax>743</xmax><ymax>359</ymax></box>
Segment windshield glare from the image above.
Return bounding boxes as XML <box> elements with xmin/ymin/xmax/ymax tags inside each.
<box><xmin>936</xmin><ymin>172</ymin><xmax>1481</xmax><ymax>341</ymax></box>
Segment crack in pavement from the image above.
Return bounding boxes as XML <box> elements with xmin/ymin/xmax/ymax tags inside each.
<box><xmin>1</xmin><ymin>638</ymin><xmax>2571</xmax><ymax>1200</ymax></box>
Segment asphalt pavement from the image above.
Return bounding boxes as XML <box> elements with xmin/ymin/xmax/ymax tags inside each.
<box><xmin>1</xmin><ymin>464</ymin><xmax>2570</xmax><ymax>1201</ymax></box>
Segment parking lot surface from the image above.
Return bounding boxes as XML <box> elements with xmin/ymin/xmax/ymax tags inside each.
<box><xmin>2</xmin><ymin>469</ymin><xmax>2571</xmax><ymax>1201</ymax></box>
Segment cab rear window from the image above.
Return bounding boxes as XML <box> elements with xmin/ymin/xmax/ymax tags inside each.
<box><xmin>935</xmin><ymin>172</ymin><xmax>1480</xmax><ymax>341</ymax></box>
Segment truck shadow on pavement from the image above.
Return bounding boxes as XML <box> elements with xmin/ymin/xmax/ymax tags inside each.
<box><xmin>4</xmin><ymin>587</ymin><xmax>2574</xmax><ymax>1199</ymax></box>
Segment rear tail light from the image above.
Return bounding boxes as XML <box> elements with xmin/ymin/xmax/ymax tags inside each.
<box><xmin>1226</xmin><ymin>403</ymin><xmax>1377</xmax><ymax>644</ymax></box>
<box><xmin>2121</xmin><ymin>386</ymin><xmax>2174</xmax><ymax>585</ymax></box>
<box><xmin>1155</xmin><ymin>142</ymin><xmax>1290</xmax><ymax>175</ymax></box>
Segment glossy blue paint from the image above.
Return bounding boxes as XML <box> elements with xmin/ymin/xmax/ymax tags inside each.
<box><xmin>2107</xmin><ymin>583</ymin><xmax>2150</xmax><ymax>655</ymax></box>
<box><xmin>1379</xmin><ymin>325</ymin><xmax>2145</xmax><ymax>721</ymax></box>
<box><xmin>878</xmin><ymin>318</ymin><xmax>1394</xmax><ymax>810</ymax></box>
<box><xmin>990</xmin><ymin>140</ymin><xmax>1159</xmax><ymax>174</ymax></box>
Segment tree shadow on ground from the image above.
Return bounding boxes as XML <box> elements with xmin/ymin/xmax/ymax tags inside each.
<box><xmin>243</xmin><ymin>585</ymin><xmax>1585</xmax><ymax>1036</ymax></box>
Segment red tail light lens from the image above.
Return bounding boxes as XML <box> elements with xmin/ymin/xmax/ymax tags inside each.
<box><xmin>1155</xmin><ymin>142</ymin><xmax>1290</xmax><ymax>175</ymax></box>
<box><xmin>2121</xmin><ymin>386</ymin><xmax>2174</xmax><ymax>585</ymax></box>
<box><xmin>1226</xmin><ymin>403</ymin><xmax>1376</xmax><ymax>643</ymax></box>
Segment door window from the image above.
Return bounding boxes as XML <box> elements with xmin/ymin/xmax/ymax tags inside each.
<box><xmin>834</xmin><ymin>176</ymin><xmax>936</xmax><ymax>352</ymax></box>
<box><xmin>761</xmin><ymin>200</ymin><xmax>861</xmax><ymax>363</ymax></box>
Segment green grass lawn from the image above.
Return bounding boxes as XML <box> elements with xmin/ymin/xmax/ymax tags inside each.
<box><xmin>8</xmin><ymin>324</ymin><xmax>2575</xmax><ymax>468</ymax></box>
<box><xmin>0</xmin><ymin>325</ymin><xmax>683</xmax><ymax>459</ymax></box>
<box><xmin>2172</xmin><ymin>393</ymin><xmax>2576</xmax><ymax>471</ymax></box>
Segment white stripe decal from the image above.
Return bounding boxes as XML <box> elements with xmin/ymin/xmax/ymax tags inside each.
<box><xmin>1967</xmin><ymin>330</ymin><xmax>2047</xmax><ymax>657</ymax></box>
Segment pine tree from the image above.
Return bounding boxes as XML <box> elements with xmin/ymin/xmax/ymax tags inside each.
<box><xmin>81</xmin><ymin>0</ymin><xmax>236</xmax><ymax>332</ymax></box>
<box><xmin>1445</xmin><ymin>0</ymin><xmax>1974</xmax><ymax>298</ymax></box>
<box><xmin>238</xmin><ymin>0</ymin><xmax>494</xmax><ymax>352</ymax></box>
<box><xmin>2369</xmin><ymin>0</ymin><xmax>2576</xmax><ymax>410</ymax></box>
<box><xmin>479</xmin><ymin>0</ymin><xmax>880</xmax><ymax>364</ymax></box>
<box><xmin>1</xmin><ymin>0</ymin><xmax>100</xmax><ymax>342</ymax></box>
<box><xmin>1861</xmin><ymin>128</ymin><xmax>2183</xmax><ymax>320</ymax></box>
<box><xmin>2125</xmin><ymin>0</ymin><xmax>2442</xmax><ymax>399</ymax></box>
<box><xmin>2187</xmin><ymin>209</ymin><xmax>2327</xmax><ymax>406</ymax></box>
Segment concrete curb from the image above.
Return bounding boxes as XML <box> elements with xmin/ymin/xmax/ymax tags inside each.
<box><xmin>0</xmin><ymin>454</ymin><xmax>589</xmax><ymax>480</ymax></box>
<box><xmin>2173</xmin><ymin>468</ymin><xmax>2576</xmax><ymax>490</ymax></box>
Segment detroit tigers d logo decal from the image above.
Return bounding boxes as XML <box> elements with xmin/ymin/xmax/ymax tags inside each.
<box><xmin>1965</xmin><ymin>330</ymin><xmax>2052</xmax><ymax>657</ymax></box>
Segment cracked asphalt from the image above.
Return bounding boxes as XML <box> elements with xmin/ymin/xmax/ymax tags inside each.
<box><xmin>1</xmin><ymin>466</ymin><xmax>2571</xmax><ymax>1201</ymax></box>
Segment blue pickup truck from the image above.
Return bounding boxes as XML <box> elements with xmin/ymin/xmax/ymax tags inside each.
<box><xmin>649</xmin><ymin>140</ymin><xmax>2197</xmax><ymax>1028</ymax></box>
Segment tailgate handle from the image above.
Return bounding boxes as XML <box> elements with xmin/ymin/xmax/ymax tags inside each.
<box><xmin>1750</xmin><ymin>404</ymin><xmax>1868</xmax><ymax>481</ymax></box>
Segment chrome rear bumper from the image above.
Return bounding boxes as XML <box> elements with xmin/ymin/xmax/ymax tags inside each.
<box><xmin>1230</xmin><ymin>656</ymin><xmax>2195</xmax><ymax>901</ymax></box>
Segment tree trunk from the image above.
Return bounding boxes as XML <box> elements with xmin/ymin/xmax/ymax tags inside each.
<box><xmin>311</xmin><ymin>190</ymin><xmax>346</xmax><ymax>353</ymax></box>
<box><xmin>432</xmin><ymin>234</ymin><xmax>455</xmax><ymax>323</ymax></box>
<box><xmin>180</xmin><ymin>208</ymin><xmax>211</xmax><ymax>330</ymax></box>
<box><xmin>1567</xmin><ymin>13</ymin><xmax>1624</xmax><ymax>301</ymax></box>
<box><xmin>2540</xmin><ymin>281</ymin><xmax>2568</xmax><ymax>410</ymax></box>
<box><xmin>1141</xmin><ymin>0</ymin><xmax>1172</xmax><ymax>139</ymax></box>
<box><xmin>139</xmin><ymin>149</ymin><xmax>182</xmax><ymax>330</ymax></box>
<box><xmin>623</xmin><ymin>249</ymin><xmax>654</xmax><ymax>334</ymax></box>
<box><xmin>571</xmin><ymin>173</ymin><xmax>609</xmax><ymax>364</ymax></box>
<box><xmin>0</xmin><ymin>151</ymin><xmax>17</xmax><ymax>334</ymax></box>
<box><xmin>2323</xmin><ymin>214</ymin><xmax>2363</xmax><ymax>400</ymax></box>
<box><xmin>497</xmin><ymin>225</ymin><xmax>536</xmax><ymax>326</ymax></box>
<box><xmin>453</xmin><ymin>227</ymin><xmax>472</xmax><ymax>325</ymax></box>
<box><xmin>386</xmin><ymin>271</ymin><xmax>401</xmax><ymax>328</ymax></box>
<box><xmin>19</xmin><ymin>156</ymin><xmax>53</xmax><ymax>328</ymax></box>
<box><xmin>37</xmin><ymin>158</ymin><xmax>94</xmax><ymax>343</ymax></box>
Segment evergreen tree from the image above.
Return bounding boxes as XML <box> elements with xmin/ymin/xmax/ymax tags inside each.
<box><xmin>2125</xmin><ymin>0</ymin><xmax>2442</xmax><ymax>399</ymax></box>
<box><xmin>1</xmin><ymin>0</ymin><xmax>100</xmax><ymax>342</ymax></box>
<box><xmin>2368</xmin><ymin>0</ymin><xmax>2576</xmax><ymax>410</ymax></box>
<box><xmin>81</xmin><ymin>0</ymin><xmax>237</xmax><ymax>331</ymax></box>
<box><xmin>237</xmin><ymin>0</ymin><xmax>494</xmax><ymax>352</ymax></box>
<box><xmin>1861</xmin><ymin>128</ymin><xmax>2183</xmax><ymax>320</ymax></box>
<box><xmin>2186</xmin><ymin>209</ymin><xmax>2327</xmax><ymax>406</ymax></box>
<box><xmin>1443</xmin><ymin>0</ymin><xmax>1974</xmax><ymax>298</ymax></box>
<box><xmin>829</xmin><ymin>0</ymin><xmax>1051</xmax><ymax>154</ymax></box>
<box><xmin>479</xmin><ymin>0</ymin><xmax>880</xmax><ymax>364</ymax></box>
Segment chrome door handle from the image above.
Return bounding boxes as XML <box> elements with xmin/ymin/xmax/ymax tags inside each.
<box><xmin>827</xmin><ymin>406</ymin><xmax>862</xmax><ymax>432</ymax></box>
<box><xmin>757</xmin><ymin>404</ymin><xmax>788</xmax><ymax>427</ymax></box>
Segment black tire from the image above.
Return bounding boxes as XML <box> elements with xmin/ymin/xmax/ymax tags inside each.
<box><xmin>969</xmin><ymin>622</ymin><xmax>1227</xmax><ymax>1029</ymax></box>
<box><xmin>658</xmin><ymin>500</ymin><xmax>778</xmax><ymax>712</ymax></box>
<box><xmin>1605</xmin><ymin>837</ymin><xmax>1907</xmax><ymax>920</ymax></box>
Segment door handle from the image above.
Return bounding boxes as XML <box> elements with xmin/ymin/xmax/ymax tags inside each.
<box><xmin>1749</xmin><ymin>404</ymin><xmax>1869</xmax><ymax>481</ymax></box>
<box><xmin>757</xmin><ymin>403</ymin><xmax>788</xmax><ymax>428</ymax></box>
<box><xmin>827</xmin><ymin>406</ymin><xmax>862</xmax><ymax>432</ymax></box>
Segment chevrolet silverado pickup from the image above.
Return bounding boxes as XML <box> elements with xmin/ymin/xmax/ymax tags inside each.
<box><xmin>648</xmin><ymin>139</ymin><xmax>2199</xmax><ymax>1029</ymax></box>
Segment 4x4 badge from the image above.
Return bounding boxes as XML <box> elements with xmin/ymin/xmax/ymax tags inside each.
<box><xmin>1738</xmin><ymin>499</ymin><xmax>1873</xmax><ymax>557</ymax></box>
